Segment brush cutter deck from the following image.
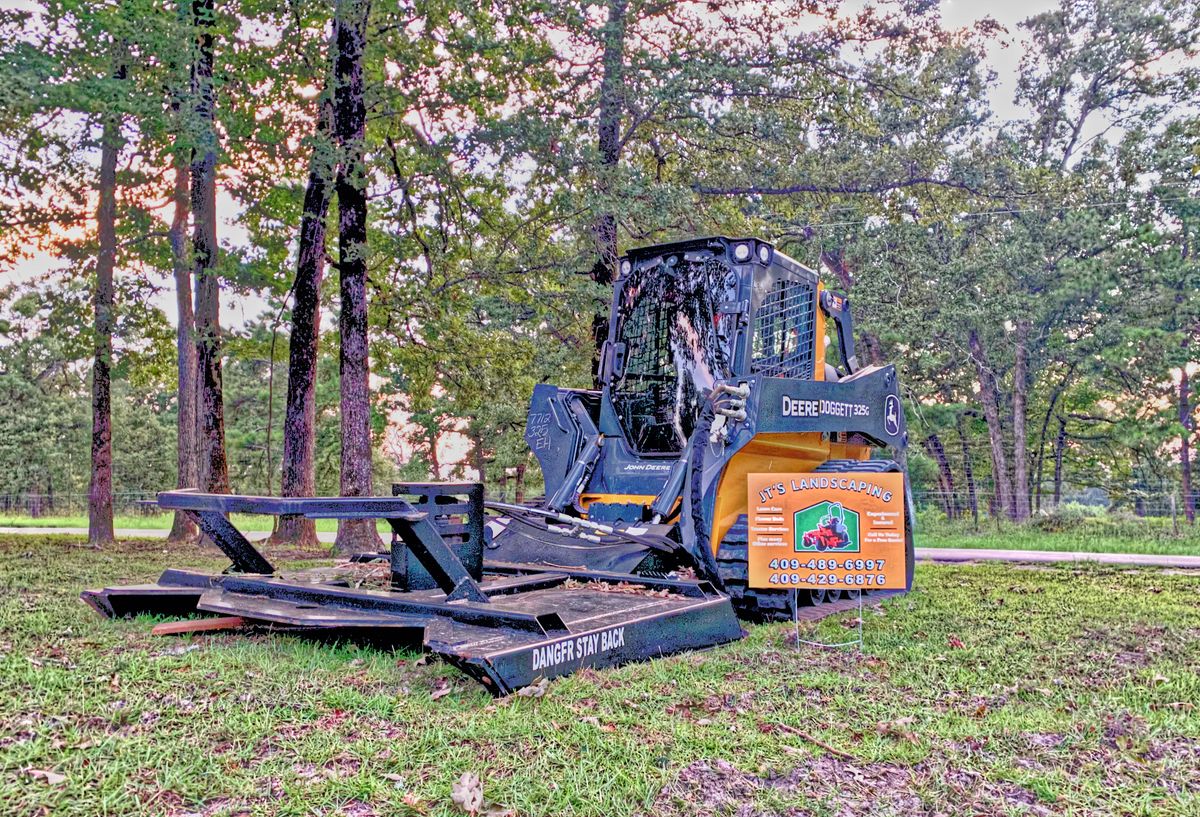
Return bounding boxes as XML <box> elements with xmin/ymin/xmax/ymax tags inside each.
<box><xmin>81</xmin><ymin>485</ymin><xmax>742</xmax><ymax>695</ymax></box>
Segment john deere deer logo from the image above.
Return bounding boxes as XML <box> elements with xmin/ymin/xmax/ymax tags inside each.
<box><xmin>884</xmin><ymin>394</ymin><xmax>900</xmax><ymax>436</ymax></box>
<box><xmin>795</xmin><ymin>501</ymin><xmax>860</xmax><ymax>553</ymax></box>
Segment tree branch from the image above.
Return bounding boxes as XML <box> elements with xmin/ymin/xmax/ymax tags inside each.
<box><xmin>693</xmin><ymin>176</ymin><xmax>992</xmax><ymax>197</ymax></box>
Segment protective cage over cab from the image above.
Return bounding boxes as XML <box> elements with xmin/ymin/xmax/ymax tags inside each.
<box><xmin>605</xmin><ymin>237</ymin><xmax>826</xmax><ymax>455</ymax></box>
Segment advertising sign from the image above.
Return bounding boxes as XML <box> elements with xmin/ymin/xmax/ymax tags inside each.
<box><xmin>746</xmin><ymin>472</ymin><xmax>907</xmax><ymax>590</ymax></box>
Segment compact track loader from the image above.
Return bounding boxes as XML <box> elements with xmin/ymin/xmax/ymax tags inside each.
<box><xmin>83</xmin><ymin>236</ymin><xmax>913</xmax><ymax>694</ymax></box>
<box><xmin>489</xmin><ymin>235</ymin><xmax>914</xmax><ymax>619</ymax></box>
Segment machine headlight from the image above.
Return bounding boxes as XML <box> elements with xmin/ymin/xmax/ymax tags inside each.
<box><xmin>620</xmin><ymin>259</ymin><xmax>631</xmax><ymax>275</ymax></box>
<box><xmin>757</xmin><ymin>244</ymin><xmax>771</xmax><ymax>263</ymax></box>
<box><xmin>733</xmin><ymin>243</ymin><xmax>751</xmax><ymax>261</ymax></box>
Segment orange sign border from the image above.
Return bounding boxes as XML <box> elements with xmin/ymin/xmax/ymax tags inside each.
<box><xmin>746</xmin><ymin>472</ymin><xmax>907</xmax><ymax>591</ymax></box>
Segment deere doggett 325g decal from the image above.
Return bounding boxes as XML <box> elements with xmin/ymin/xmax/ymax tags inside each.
<box><xmin>795</xmin><ymin>502</ymin><xmax>859</xmax><ymax>553</ymax></box>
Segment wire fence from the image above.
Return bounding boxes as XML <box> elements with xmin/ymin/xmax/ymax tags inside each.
<box><xmin>0</xmin><ymin>492</ymin><xmax>162</xmax><ymax>518</ymax></box>
<box><xmin>912</xmin><ymin>489</ymin><xmax>1199</xmax><ymax>522</ymax></box>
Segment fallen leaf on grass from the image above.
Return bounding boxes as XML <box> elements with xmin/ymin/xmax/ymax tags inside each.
<box><xmin>579</xmin><ymin>716</ymin><xmax>616</xmax><ymax>732</ymax></box>
<box><xmin>451</xmin><ymin>773</ymin><xmax>484</xmax><ymax>814</ymax></box>
<box><xmin>25</xmin><ymin>768</ymin><xmax>67</xmax><ymax>785</ymax></box>
<box><xmin>947</xmin><ymin>635</ymin><xmax>965</xmax><ymax>649</ymax></box>
<box><xmin>516</xmin><ymin>677</ymin><xmax>549</xmax><ymax>698</ymax></box>
<box><xmin>876</xmin><ymin>717</ymin><xmax>919</xmax><ymax>744</ymax></box>
<box><xmin>450</xmin><ymin>772</ymin><xmax>516</xmax><ymax>816</ymax></box>
<box><xmin>161</xmin><ymin>644</ymin><xmax>201</xmax><ymax>657</ymax></box>
<box><xmin>431</xmin><ymin>679</ymin><xmax>454</xmax><ymax>700</ymax></box>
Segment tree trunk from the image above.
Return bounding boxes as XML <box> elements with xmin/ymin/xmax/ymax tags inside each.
<box><xmin>332</xmin><ymin>0</ymin><xmax>379</xmax><ymax>553</ymax></box>
<box><xmin>1031</xmin><ymin>368</ymin><xmax>1074</xmax><ymax>514</ymax></box>
<box><xmin>191</xmin><ymin>0</ymin><xmax>228</xmax><ymax>494</ymax></box>
<box><xmin>956</xmin><ymin>412</ymin><xmax>979</xmax><ymax>528</ymax></box>
<box><xmin>1011</xmin><ymin>320</ymin><xmax>1031</xmax><ymax>522</ymax></box>
<box><xmin>968</xmin><ymin>328</ymin><xmax>1014</xmax><ymax>521</ymax></box>
<box><xmin>588</xmin><ymin>0</ymin><xmax>629</xmax><ymax>385</ymax></box>
<box><xmin>272</xmin><ymin>94</ymin><xmax>334</xmax><ymax>550</ymax></box>
<box><xmin>514</xmin><ymin>462</ymin><xmax>526</xmax><ymax>505</ymax></box>
<box><xmin>427</xmin><ymin>424</ymin><xmax>441</xmax><ymax>479</ymax></box>
<box><xmin>1181</xmin><ymin>368</ymin><xmax>1195</xmax><ymax>524</ymax></box>
<box><xmin>470</xmin><ymin>432</ymin><xmax>487</xmax><ymax>485</ymax></box>
<box><xmin>167</xmin><ymin>146</ymin><xmax>198</xmax><ymax>542</ymax></box>
<box><xmin>922</xmin><ymin>433</ymin><xmax>956</xmax><ymax>519</ymax></box>
<box><xmin>88</xmin><ymin>66</ymin><xmax>125</xmax><ymax>549</ymax></box>
<box><xmin>1053</xmin><ymin>416</ymin><xmax>1066</xmax><ymax>507</ymax></box>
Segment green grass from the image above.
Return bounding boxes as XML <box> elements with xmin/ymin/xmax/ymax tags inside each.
<box><xmin>917</xmin><ymin>513</ymin><xmax>1200</xmax><ymax>556</ymax></box>
<box><xmin>0</xmin><ymin>514</ymin><xmax>381</xmax><ymax>534</ymax></box>
<box><xmin>2</xmin><ymin>536</ymin><xmax>1198</xmax><ymax>816</ymax></box>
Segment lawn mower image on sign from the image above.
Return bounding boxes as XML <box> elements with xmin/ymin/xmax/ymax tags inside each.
<box><xmin>83</xmin><ymin>237</ymin><xmax>914</xmax><ymax>694</ymax></box>
<box><xmin>801</xmin><ymin>503</ymin><xmax>852</xmax><ymax>552</ymax></box>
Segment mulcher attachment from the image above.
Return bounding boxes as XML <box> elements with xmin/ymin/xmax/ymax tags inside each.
<box><xmin>81</xmin><ymin>485</ymin><xmax>742</xmax><ymax>695</ymax></box>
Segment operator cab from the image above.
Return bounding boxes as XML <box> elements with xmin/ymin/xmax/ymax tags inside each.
<box><xmin>603</xmin><ymin>236</ymin><xmax>822</xmax><ymax>456</ymax></box>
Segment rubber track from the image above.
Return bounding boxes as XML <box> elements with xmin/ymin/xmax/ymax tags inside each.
<box><xmin>716</xmin><ymin>459</ymin><xmax>911</xmax><ymax>621</ymax></box>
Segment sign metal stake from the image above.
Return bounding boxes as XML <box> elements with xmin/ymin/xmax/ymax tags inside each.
<box><xmin>791</xmin><ymin>589</ymin><xmax>864</xmax><ymax>652</ymax></box>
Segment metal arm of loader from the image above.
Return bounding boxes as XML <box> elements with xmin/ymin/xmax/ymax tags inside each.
<box><xmin>546</xmin><ymin>393</ymin><xmax>605</xmax><ymax>512</ymax></box>
<box><xmin>819</xmin><ymin>290</ymin><xmax>860</xmax><ymax>375</ymax></box>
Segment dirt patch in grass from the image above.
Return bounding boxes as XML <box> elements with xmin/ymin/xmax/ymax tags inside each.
<box><xmin>649</xmin><ymin>755</ymin><xmax>1055</xmax><ymax>817</ymax></box>
<box><xmin>1008</xmin><ymin>714</ymin><xmax>1200</xmax><ymax>801</ymax></box>
<box><xmin>648</xmin><ymin>759</ymin><xmax>763</xmax><ymax>816</ymax></box>
<box><xmin>1054</xmin><ymin>622</ymin><xmax>1200</xmax><ymax>689</ymax></box>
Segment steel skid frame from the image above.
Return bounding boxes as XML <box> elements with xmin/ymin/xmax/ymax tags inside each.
<box><xmin>81</xmin><ymin>485</ymin><xmax>743</xmax><ymax>695</ymax></box>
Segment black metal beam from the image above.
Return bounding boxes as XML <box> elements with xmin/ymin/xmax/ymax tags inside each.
<box><xmin>387</xmin><ymin>515</ymin><xmax>489</xmax><ymax>603</ymax></box>
<box><xmin>159</xmin><ymin>490</ymin><xmax>428</xmax><ymax>519</ymax></box>
<box><xmin>211</xmin><ymin>576</ymin><xmax>567</xmax><ymax>634</ymax></box>
<box><xmin>194</xmin><ymin>511</ymin><xmax>276</xmax><ymax>574</ymax></box>
<box><xmin>484</xmin><ymin>560</ymin><xmax>715</xmax><ymax>598</ymax></box>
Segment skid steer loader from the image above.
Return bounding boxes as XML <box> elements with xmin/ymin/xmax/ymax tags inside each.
<box><xmin>82</xmin><ymin>236</ymin><xmax>912</xmax><ymax>694</ymax></box>
<box><xmin>488</xmin><ymin>235</ymin><xmax>914</xmax><ymax>619</ymax></box>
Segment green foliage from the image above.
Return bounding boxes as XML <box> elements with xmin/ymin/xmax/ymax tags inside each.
<box><xmin>1030</xmin><ymin>501</ymin><xmax>1107</xmax><ymax>532</ymax></box>
<box><xmin>0</xmin><ymin>0</ymin><xmax>1197</xmax><ymax>514</ymax></box>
